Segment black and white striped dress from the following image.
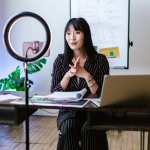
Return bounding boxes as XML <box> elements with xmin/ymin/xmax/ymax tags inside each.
<box><xmin>51</xmin><ymin>53</ymin><xmax>109</xmax><ymax>150</ymax></box>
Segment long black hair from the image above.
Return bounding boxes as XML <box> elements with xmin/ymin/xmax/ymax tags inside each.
<box><xmin>64</xmin><ymin>18</ymin><xmax>97</xmax><ymax>65</ymax></box>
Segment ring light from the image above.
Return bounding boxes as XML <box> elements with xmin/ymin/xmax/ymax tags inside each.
<box><xmin>3</xmin><ymin>11</ymin><xmax>51</xmax><ymax>62</ymax></box>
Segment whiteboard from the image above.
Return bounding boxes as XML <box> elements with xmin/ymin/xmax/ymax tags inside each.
<box><xmin>70</xmin><ymin>0</ymin><xmax>130</xmax><ymax>69</ymax></box>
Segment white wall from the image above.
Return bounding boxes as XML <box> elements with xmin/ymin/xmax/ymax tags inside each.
<box><xmin>0</xmin><ymin>0</ymin><xmax>150</xmax><ymax>116</ymax></box>
<box><xmin>0</xmin><ymin>0</ymin><xmax>70</xmax><ymax>116</ymax></box>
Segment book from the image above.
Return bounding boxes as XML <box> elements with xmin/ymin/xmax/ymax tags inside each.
<box><xmin>45</xmin><ymin>88</ymin><xmax>87</xmax><ymax>101</ymax></box>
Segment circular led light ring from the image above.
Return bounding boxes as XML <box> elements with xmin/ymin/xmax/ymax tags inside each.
<box><xmin>3</xmin><ymin>12</ymin><xmax>51</xmax><ymax>62</ymax></box>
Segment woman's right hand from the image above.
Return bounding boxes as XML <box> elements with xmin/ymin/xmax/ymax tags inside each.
<box><xmin>67</xmin><ymin>57</ymin><xmax>80</xmax><ymax>78</ymax></box>
<box><xmin>61</xmin><ymin>57</ymin><xmax>80</xmax><ymax>91</ymax></box>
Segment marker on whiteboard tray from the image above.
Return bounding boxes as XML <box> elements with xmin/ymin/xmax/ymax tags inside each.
<box><xmin>113</xmin><ymin>66</ymin><xmax>126</xmax><ymax>69</ymax></box>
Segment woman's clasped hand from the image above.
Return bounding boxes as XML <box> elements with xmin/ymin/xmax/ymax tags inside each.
<box><xmin>68</xmin><ymin>57</ymin><xmax>88</xmax><ymax>79</ymax></box>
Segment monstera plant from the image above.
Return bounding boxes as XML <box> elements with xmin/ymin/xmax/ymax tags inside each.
<box><xmin>0</xmin><ymin>58</ymin><xmax>47</xmax><ymax>91</ymax></box>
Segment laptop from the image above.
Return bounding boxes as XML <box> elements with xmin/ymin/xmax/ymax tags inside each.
<box><xmin>91</xmin><ymin>75</ymin><xmax>150</xmax><ymax>107</ymax></box>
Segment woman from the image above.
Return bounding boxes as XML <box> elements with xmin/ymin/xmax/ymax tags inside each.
<box><xmin>51</xmin><ymin>18</ymin><xmax>109</xmax><ymax>150</ymax></box>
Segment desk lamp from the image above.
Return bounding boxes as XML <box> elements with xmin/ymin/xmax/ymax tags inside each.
<box><xmin>3</xmin><ymin>12</ymin><xmax>51</xmax><ymax>150</ymax></box>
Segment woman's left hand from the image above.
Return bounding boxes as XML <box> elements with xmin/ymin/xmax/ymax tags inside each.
<box><xmin>69</xmin><ymin>57</ymin><xmax>91</xmax><ymax>80</ymax></box>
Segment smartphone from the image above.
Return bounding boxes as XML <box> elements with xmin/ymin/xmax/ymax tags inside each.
<box><xmin>22</xmin><ymin>42</ymin><xmax>50</xmax><ymax>58</ymax></box>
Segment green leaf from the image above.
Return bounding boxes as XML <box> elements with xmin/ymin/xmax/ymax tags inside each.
<box><xmin>18</xmin><ymin>77</ymin><xmax>25</xmax><ymax>87</ymax></box>
<box><xmin>0</xmin><ymin>79</ymin><xmax>4</xmax><ymax>83</ymax></box>
<box><xmin>8</xmin><ymin>76</ymin><xmax>20</xmax><ymax>88</ymax></box>
<box><xmin>8</xmin><ymin>66</ymin><xmax>21</xmax><ymax>78</ymax></box>
<box><xmin>8</xmin><ymin>74</ymin><xmax>11</xmax><ymax>78</ymax></box>
<box><xmin>0</xmin><ymin>78</ymin><xmax>10</xmax><ymax>91</ymax></box>
<box><xmin>16</xmin><ymin>86</ymin><xmax>25</xmax><ymax>91</ymax></box>
<box><xmin>27</xmin><ymin>58</ymin><xmax>47</xmax><ymax>74</ymax></box>
<box><xmin>0</xmin><ymin>83</ymin><xmax>2</xmax><ymax>90</ymax></box>
<box><xmin>37</xmin><ymin>63</ymin><xmax>43</xmax><ymax>68</ymax></box>
<box><xmin>0</xmin><ymin>79</ymin><xmax>4</xmax><ymax>90</ymax></box>
<box><xmin>2</xmin><ymin>82</ymin><xmax>10</xmax><ymax>91</ymax></box>
<box><xmin>39</xmin><ymin>58</ymin><xmax>47</xmax><ymax>64</ymax></box>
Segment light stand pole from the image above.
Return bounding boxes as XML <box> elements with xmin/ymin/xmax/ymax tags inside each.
<box><xmin>25</xmin><ymin>61</ymin><xmax>29</xmax><ymax>149</ymax></box>
<box><xmin>3</xmin><ymin>12</ymin><xmax>51</xmax><ymax>150</ymax></box>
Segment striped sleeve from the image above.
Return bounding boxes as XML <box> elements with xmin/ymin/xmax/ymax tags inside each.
<box><xmin>51</xmin><ymin>54</ymin><xmax>64</xmax><ymax>93</ymax></box>
<box><xmin>96</xmin><ymin>55</ymin><xmax>109</xmax><ymax>95</ymax></box>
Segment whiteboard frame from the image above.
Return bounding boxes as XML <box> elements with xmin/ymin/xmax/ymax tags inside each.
<box><xmin>70</xmin><ymin>0</ymin><xmax>131</xmax><ymax>69</ymax></box>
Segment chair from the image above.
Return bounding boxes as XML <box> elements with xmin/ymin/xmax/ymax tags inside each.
<box><xmin>57</xmin><ymin>131</ymin><xmax>109</xmax><ymax>150</ymax></box>
<box><xmin>57</xmin><ymin>131</ymin><xmax>64</xmax><ymax>150</ymax></box>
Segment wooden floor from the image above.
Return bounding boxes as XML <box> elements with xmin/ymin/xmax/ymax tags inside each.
<box><xmin>0</xmin><ymin>116</ymin><xmax>148</xmax><ymax>150</ymax></box>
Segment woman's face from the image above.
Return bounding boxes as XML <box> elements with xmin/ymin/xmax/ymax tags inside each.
<box><xmin>66</xmin><ymin>24</ymin><xmax>84</xmax><ymax>52</ymax></box>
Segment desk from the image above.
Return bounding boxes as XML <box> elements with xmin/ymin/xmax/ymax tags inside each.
<box><xmin>0</xmin><ymin>91</ymin><xmax>150</xmax><ymax>150</ymax></box>
<box><xmin>0</xmin><ymin>91</ymin><xmax>37</xmax><ymax>125</ymax></box>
